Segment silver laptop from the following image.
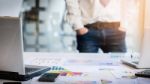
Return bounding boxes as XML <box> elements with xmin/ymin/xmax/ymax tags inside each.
<box><xmin>0</xmin><ymin>17</ymin><xmax>50</xmax><ymax>81</ymax></box>
<box><xmin>0</xmin><ymin>0</ymin><xmax>50</xmax><ymax>81</ymax></box>
<box><xmin>122</xmin><ymin>28</ymin><xmax>150</xmax><ymax>69</ymax></box>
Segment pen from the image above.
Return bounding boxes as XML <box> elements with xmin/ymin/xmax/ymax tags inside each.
<box><xmin>131</xmin><ymin>54</ymin><xmax>133</xmax><ymax>59</ymax></box>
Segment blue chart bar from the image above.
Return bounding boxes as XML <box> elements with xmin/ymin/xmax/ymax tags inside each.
<box><xmin>50</xmin><ymin>66</ymin><xmax>65</xmax><ymax>71</ymax></box>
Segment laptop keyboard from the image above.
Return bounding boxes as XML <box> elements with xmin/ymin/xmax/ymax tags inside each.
<box><xmin>132</xmin><ymin>61</ymin><xmax>139</xmax><ymax>64</ymax></box>
<box><xmin>25</xmin><ymin>67</ymin><xmax>41</xmax><ymax>74</ymax></box>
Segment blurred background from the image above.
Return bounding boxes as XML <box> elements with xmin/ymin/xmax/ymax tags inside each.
<box><xmin>21</xmin><ymin>0</ymin><xmax>141</xmax><ymax>53</ymax></box>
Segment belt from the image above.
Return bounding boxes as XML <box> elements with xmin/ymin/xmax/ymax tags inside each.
<box><xmin>85</xmin><ymin>21</ymin><xmax>120</xmax><ymax>30</ymax></box>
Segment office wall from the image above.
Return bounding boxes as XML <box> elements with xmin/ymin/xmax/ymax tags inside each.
<box><xmin>121</xmin><ymin>0</ymin><xmax>140</xmax><ymax>52</ymax></box>
<box><xmin>145</xmin><ymin>0</ymin><xmax>150</xmax><ymax>29</ymax></box>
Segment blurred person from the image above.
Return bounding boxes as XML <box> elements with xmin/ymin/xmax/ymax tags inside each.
<box><xmin>65</xmin><ymin>0</ymin><xmax>126</xmax><ymax>53</ymax></box>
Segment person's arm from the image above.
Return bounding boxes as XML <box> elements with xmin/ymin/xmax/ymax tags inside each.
<box><xmin>65</xmin><ymin>0</ymin><xmax>88</xmax><ymax>35</ymax></box>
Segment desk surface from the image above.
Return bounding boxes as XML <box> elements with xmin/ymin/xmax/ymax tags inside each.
<box><xmin>1</xmin><ymin>52</ymin><xmax>149</xmax><ymax>84</ymax></box>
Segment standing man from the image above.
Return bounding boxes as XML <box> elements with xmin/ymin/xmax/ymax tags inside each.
<box><xmin>65</xmin><ymin>0</ymin><xmax>127</xmax><ymax>53</ymax></box>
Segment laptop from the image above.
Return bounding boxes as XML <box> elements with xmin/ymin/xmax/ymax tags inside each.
<box><xmin>122</xmin><ymin>28</ymin><xmax>150</xmax><ymax>69</ymax></box>
<box><xmin>0</xmin><ymin>17</ymin><xmax>50</xmax><ymax>81</ymax></box>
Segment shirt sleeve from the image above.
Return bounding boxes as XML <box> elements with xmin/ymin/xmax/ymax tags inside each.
<box><xmin>65</xmin><ymin>0</ymin><xmax>84</xmax><ymax>30</ymax></box>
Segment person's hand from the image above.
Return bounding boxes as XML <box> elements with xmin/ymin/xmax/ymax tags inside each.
<box><xmin>76</xmin><ymin>27</ymin><xmax>89</xmax><ymax>35</ymax></box>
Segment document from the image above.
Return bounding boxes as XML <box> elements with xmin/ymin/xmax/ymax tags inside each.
<box><xmin>101</xmin><ymin>78</ymin><xmax>150</xmax><ymax>84</ymax></box>
<box><xmin>64</xmin><ymin>58</ymin><xmax>120</xmax><ymax>66</ymax></box>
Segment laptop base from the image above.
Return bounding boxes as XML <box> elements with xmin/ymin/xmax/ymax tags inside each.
<box><xmin>0</xmin><ymin>67</ymin><xmax>50</xmax><ymax>81</ymax></box>
<box><xmin>122</xmin><ymin>59</ymin><xmax>150</xmax><ymax>69</ymax></box>
<box><xmin>122</xmin><ymin>59</ymin><xmax>138</xmax><ymax>68</ymax></box>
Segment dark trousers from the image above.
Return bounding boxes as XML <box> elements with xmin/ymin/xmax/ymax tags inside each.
<box><xmin>76</xmin><ymin>27</ymin><xmax>127</xmax><ymax>53</ymax></box>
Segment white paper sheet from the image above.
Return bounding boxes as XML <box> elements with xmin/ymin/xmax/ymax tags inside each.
<box><xmin>110</xmin><ymin>78</ymin><xmax>150</xmax><ymax>84</ymax></box>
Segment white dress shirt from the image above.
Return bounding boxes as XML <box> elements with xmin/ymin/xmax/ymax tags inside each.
<box><xmin>66</xmin><ymin>0</ymin><xmax>124</xmax><ymax>30</ymax></box>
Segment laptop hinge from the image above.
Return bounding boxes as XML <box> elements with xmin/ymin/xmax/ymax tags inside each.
<box><xmin>0</xmin><ymin>67</ymin><xmax>51</xmax><ymax>81</ymax></box>
<box><xmin>0</xmin><ymin>70</ymin><xmax>22</xmax><ymax>81</ymax></box>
